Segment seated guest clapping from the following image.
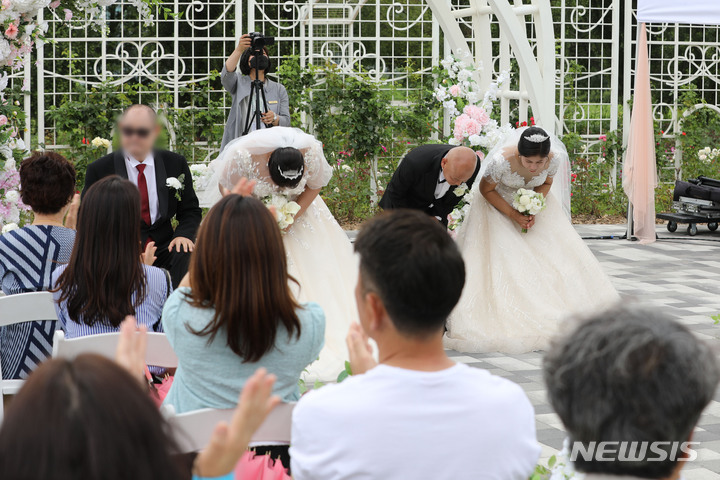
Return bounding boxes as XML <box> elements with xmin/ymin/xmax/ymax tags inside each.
<box><xmin>0</xmin><ymin>152</ymin><xmax>79</xmax><ymax>379</ymax></box>
<box><xmin>290</xmin><ymin>210</ymin><xmax>540</xmax><ymax>480</ymax></box>
<box><xmin>53</xmin><ymin>176</ymin><xmax>171</xmax><ymax>344</ymax></box>
<box><xmin>544</xmin><ymin>306</ymin><xmax>720</xmax><ymax>480</ymax></box>
<box><xmin>0</xmin><ymin>317</ymin><xmax>282</xmax><ymax>480</ymax></box>
<box><xmin>162</xmin><ymin>193</ymin><xmax>325</xmax><ymax>413</ymax></box>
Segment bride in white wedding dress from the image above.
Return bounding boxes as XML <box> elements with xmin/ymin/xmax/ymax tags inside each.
<box><xmin>444</xmin><ymin>126</ymin><xmax>619</xmax><ymax>353</ymax></box>
<box><xmin>200</xmin><ymin>127</ymin><xmax>357</xmax><ymax>381</ymax></box>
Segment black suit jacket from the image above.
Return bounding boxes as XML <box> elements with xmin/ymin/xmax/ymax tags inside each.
<box><xmin>379</xmin><ymin>144</ymin><xmax>480</xmax><ymax>225</ymax></box>
<box><xmin>82</xmin><ymin>149</ymin><xmax>202</xmax><ymax>245</ymax></box>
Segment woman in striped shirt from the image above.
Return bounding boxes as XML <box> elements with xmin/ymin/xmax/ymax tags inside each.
<box><xmin>0</xmin><ymin>152</ymin><xmax>79</xmax><ymax>379</ymax></box>
<box><xmin>52</xmin><ymin>176</ymin><xmax>170</xmax><ymax>344</ymax></box>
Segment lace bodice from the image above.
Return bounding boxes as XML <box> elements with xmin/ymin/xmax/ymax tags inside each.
<box><xmin>482</xmin><ymin>150</ymin><xmax>560</xmax><ymax>204</ymax></box>
<box><xmin>215</xmin><ymin>132</ymin><xmax>332</xmax><ymax>201</ymax></box>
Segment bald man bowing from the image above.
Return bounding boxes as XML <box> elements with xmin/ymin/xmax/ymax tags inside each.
<box><xmin>379</xmin><ymin>144</ymin><xmax>480</xmax><ymax>227</ymax></box>
<box><xmin>82</xmin><ymin>104</ymin><xmax>201</xmax><ymax>287</ymax></box>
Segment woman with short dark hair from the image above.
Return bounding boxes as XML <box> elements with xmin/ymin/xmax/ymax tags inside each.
<box><xmin>220</xmin><ymin>33</ymin><xmax>290</xmax><ymax>150</ymax></box>
<box><xmin>0</xmin><ymin>151</ymin><xmax>78</xmax><ymax>379</ymax></box>
<box><xmin>52</xmin><ymin>176</ymin><xmax>171</xmax><ymax>349</ymax></box>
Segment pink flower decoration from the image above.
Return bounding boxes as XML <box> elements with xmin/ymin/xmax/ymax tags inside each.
<box><xmin>63</xmin><ymin>8</ymin><xmax>73</xmax><ymax>21</ymax></box>
<box><xmin>49</xmin><ymin>0</ymin><xmax>61</xmax><ymax>7</ymax></box>
<box><xmin>1</xmin><ymin>0</ymin><xmax>10</xmax><ymax>9</ymax></box>
<box><xmin>449</xmin><ymin>85</ymin><xmax>460</xmax><ymax>97</ymax></box>
<box><xmin>452</xmin><ymin>113</ymin><xmax>481</xmax><ymax>140</ymax></box>
<box><xmin>0</xmin><ymin>115</ymin><xmax>8</xmax><ymax>126</ymax></box>
<box><xmin>4</xmin><ymin>23</ymin><xmax>17</xmax><ymax>40</ymax></box>
<box><xmin>463</xmin><ymin>105</ymin><xmax>490</xmax><ymax>126</ymax></box>
<box><xmin>599</xmin><ymin>135</ymin><xmax>607</xmax><ymax>141</ymax></box>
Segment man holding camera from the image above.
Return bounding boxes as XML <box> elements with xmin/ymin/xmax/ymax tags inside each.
<box><xmin>220</xmin><ymin>33</ymin><xmax>291</xmax><ymax>151</ymax></box>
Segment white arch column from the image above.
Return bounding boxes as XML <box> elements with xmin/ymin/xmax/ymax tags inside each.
<box><xmin>424</xmin><ymin>0</ymin><xmax>557</xmax><ymax>134</ymax></box>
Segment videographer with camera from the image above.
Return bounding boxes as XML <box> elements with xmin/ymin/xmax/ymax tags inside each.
<box><xmin>220</xmin><ymin>32</ymin><xmax>290</xmax><ymax>151</ymax></box>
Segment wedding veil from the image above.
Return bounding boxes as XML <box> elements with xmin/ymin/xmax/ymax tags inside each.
<box><xmin>198</xmin><ymin>127</ymin><xmax>327</xmax><ymax>208</ymax></box>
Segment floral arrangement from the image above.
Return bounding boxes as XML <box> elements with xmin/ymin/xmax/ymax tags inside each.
<box><xmin>435</xmin><ymin>51</ymin><xmax>514</xmax><ymax>237</ymax></box>
<box><xmin>513</xmin><ymin>188</ymin><xmax>546</xmax><ymax>233</ymax></box>
<box><xmin>447</xmin><ymin>183</ymin><xmax>472</xmax><ymax>235</ymax></box>
<box><xmin>434</xmin><ymin>50</ymin><xmax>513</xmax><ymax>149</ymax></box>
<box><xmin>0</xmin><ymin>156</ymin><xmax>29</xmax><ymax>230</ymax></box>
<box><xmin>262</xmin><ymin>193</ymin><xmax>301</xmax><ymax>231</ymax></box>
<box><xmin>189</xmin><ymin>163</ymin><xmax>213</xmax><ymax>192</ymax></box>
<box><xmin>697</xmin><ymin>146</ymin><xmax>718</xmax><ymax>164</ymax></box>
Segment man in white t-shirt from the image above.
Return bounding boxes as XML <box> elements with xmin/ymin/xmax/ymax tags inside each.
<box><xmin>290</xmin><ymin>210</ymin><xmax>540</xmax><ymax>480</ymax></box>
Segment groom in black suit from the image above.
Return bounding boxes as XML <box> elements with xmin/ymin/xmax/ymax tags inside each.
<box><xmin>82</xmin><ymin>104</ymin><xmax>201</xmax><ymax>287</ymax></box>
<box><xmin>379</xmin><ymin>144</ymin><xmax>480</xmax><ymax>226</ymax></box>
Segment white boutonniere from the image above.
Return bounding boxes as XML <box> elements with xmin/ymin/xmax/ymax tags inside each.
<box><xmin>454</xmin><ymin>183</ymin><xmax>469</xmax><ymax>197</ymax></box>
<box><xmin>166</xmin><ymin>174</ymin><xmax>185</xmax><ymax>201</ymax></box>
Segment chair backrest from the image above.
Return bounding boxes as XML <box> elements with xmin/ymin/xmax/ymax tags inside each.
<box><xmin>0</xmin><ymin>291</ymin><xmax>57</xmax><ymax>327</ymax></box>
<box><xmin>52</xmin><ymin>330</ymin><xmax>178</xmax><ymax>368</ymax></box>
<box><xmin>0</xmin><ymin>291</ymin><xmax>59</xmax><ymax>421</ymax></box>
<box><xmin>167</xmin><ymin>402</ymin><xmax>296</xmax><ymax>453</ymax></box>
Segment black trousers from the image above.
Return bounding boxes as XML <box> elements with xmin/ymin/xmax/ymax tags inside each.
<box><xmin>153</xmin><ymin>239</ymin><xmax>192</xmax><ymax>288</ymax></box>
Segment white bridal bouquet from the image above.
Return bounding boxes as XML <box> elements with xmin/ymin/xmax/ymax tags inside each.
<box><xmin>512</xmin><ymin>188</ymin><xmax>546</xmax><ymax>233</ymax></box>
<box><xmin>263</xmin><ymin>194</ymin><xmax>301</xmax><ymax>230</ymax></box>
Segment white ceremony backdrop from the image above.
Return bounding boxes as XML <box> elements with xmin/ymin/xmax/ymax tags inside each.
<box><xmin>7</xmin><ymin>0</ymin><xmax>720</xmax><ymax>186</ymax></box>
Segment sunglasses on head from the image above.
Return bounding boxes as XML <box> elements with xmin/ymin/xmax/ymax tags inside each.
<box><xmin>121</xmin><ymin>126</ymin><xmax>152</xmax><ymax>138</ymax></box>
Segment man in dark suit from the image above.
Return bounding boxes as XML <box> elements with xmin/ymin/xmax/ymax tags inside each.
<box><xmin>379</xmin><ymin>144</ymin><xmax>480</xmax><ymax>226</ymax></box>
<box><xmin>82</xmin><ymin>104</ymin><xmax>202</xmax><ymax>287</ymax></box>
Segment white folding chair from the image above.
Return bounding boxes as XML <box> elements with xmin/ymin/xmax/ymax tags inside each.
<box><xmin>167</xmin><ymin>402</ymin><xmax>296</xmax><ymax>453</ymax></box>
<box><xmin>52</xmin><ymin>330</ymin><xmax>178</xmax><ymax>368</ymax></box>
<box><xmin>0</xmin><ymin>291</ymin><xmax>58</xmax><ymax>420</ymax></box>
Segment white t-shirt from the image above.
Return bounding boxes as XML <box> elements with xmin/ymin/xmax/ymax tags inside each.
<box><xmin>290</xmin><ymin>363</ymin><xmax>540</xmax><ymax>480</ymax></box>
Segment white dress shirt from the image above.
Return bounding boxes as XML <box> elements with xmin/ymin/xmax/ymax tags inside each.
<box><xmin>124</xmin><ymin>152</ymin><xmax>159</xmax><ymax>224</ymax></box>
<box><xmin>434</xmin><ymin>169</ymin><xmax>451</xmax><ymax>199</ymax></box>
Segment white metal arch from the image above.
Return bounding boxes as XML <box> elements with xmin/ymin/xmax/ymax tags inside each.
<box><xmin>426</xmin><ymin>0</ymin><xmax>557</xmax><ymax>134</ymax></box>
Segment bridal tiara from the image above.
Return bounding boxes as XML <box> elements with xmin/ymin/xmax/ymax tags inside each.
<box><xmin>278</xmin><ymin>165</ymin><xmax>303</xmax><ymax>180</ymax></box>
<box><xmin>525</xmin><ymin>134</ymin><xmax>549</xmax><ymax>143</ymax></box>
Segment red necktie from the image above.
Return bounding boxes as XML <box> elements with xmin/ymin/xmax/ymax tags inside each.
<box><xmin>136</xmin><ymin>164</ymin><xmax>152</xmax><ymax>226</ymax></box>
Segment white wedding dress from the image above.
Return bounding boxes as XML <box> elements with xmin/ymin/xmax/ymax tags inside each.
<box><xmin>444</xmin><ymin>133</ymin><xmax>620</xmax><ymax>354</ymax></box>
<box><xmin>201</xmin><ymin>128</ymin><xmax>357</xmax><ymax>382</ymax></box>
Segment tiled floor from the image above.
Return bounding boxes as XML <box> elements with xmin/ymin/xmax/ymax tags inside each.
<box><xmin>445</xmin><ymin>224</ymin><xmax>720</xmax><ymax>477</ymax></box>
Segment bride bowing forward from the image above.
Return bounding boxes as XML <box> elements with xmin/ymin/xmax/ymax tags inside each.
<box><xmin>445</xmin><ymin>127</ymin><xmax>619</xmax><ymax>353</ymax></box>
<box><xmin>201</xmin><ymin>127</ymin><xmax>357</xmax><ymax>381</ymax></box>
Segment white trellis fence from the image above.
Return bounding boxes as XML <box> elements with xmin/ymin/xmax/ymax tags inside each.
<box><xmin>9</xmin><ymin>0</ymin><xmax>720</xmax><ymax>182</ymax></box>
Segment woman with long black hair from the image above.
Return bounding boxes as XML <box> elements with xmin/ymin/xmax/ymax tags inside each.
<box><xmin>52</xmin><ymin>175</ymin><xmax>170</xmax><ymax>342</ymax></box>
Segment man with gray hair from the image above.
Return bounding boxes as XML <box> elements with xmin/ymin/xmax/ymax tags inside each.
<box><xmin>544</xmin><ymin>306</ymin><xmax>719</xmax><ymax>480</ymax></box>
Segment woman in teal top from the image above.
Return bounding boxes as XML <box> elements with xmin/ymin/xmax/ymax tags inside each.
<box><xmin>162</xmin><ymin>194</ymin><xmax>325</xmax><ymax>414</ymax></box>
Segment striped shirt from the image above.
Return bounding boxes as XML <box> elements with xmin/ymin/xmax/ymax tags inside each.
<box><xmin>0</xmin><ymin>225</ymin><xmax>76</xmax><ymax>379</ymax></box>
<box><xmin>51</xmin><ymin>263</ymin><xmax>171</xmax><ymax>338</ymax></box>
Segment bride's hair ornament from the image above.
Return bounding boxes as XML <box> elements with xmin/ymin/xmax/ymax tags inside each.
<box><xmin>526</xmin><ymin>134</ymin><xmax>549</xmax><ymax>144</ymax></box>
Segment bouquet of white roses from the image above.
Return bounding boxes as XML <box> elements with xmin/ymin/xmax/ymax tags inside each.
<box><xmin>262</xmin><ymin>194</ymin><xmax>301</xmax><ymax>231</ymax></box>
<box><xmin>512</xmin><ymin>188</ymin><xmax>546</xmax><ymax>233</ymax></box>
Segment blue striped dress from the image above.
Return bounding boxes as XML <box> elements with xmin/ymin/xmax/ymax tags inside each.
<box><xmin>0</xmin><ymin>225</ymin><xmax>76</xmax><ymax>379</ymax></box>
<box><xmin>51</xmin><ymin>264</ymin><xmax>171</xmax><ymax>374</ymax></box>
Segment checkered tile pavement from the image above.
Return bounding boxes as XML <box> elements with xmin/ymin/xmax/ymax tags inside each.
<box><xmin>443</xmin><ymin>224</ymin><xmax>720</xmax><ymax>478</ymax></box>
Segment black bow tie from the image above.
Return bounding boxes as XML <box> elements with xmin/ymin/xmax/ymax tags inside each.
<box><xmin>438</xmin><ymin>179</ymin><xmax>447</xmax><ymax>184</ymax></box>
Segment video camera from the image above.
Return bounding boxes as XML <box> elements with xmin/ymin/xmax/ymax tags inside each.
<box><xmin>248</xmin><ymin>32</ymin><xmax>275</xmax><ymax>52</ymax></box>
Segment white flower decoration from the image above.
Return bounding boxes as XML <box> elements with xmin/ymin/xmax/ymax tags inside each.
<box><xmin>2</xmin><ymin>223</ymin><xmax>19</xmax><ymax>234</ymax></box>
